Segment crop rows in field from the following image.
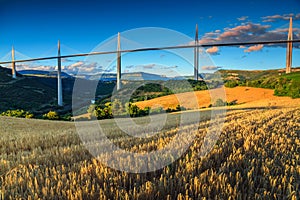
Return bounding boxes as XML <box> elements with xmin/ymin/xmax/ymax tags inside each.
<box><xmin>0</xmin><ymin>107</ymin><xmax>299</xmax><ymax>199</ymax></box>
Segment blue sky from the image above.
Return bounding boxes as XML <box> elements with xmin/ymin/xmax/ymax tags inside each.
<box><xmin>0</xmin><ymin>0</ymin><xmax>300</xmax><ymax>76</ymax></box>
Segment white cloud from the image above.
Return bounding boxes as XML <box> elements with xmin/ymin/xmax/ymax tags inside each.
<box><xmin>162</xmin><ymin>65</ymin><xmax>178</xmax><ymax>69</ymax></box>
<box><xmin>237</xmin><ymin>16</ymin><xmax>248</xmax><ymax>21</ymax></box>
<box><xmin>125</xmin><ymin>65</ymin><xmax>134</xmax><ymax>69</ymax></box>
<box><xmin>16</xmin><ymin>63</ymin><xmax>55</xmax><ymax>71</ymax></box>
<box><xmin>16</xmin><ymin>61</ymin><xmax>103</xmax><ymax>75</ymax></box>
<box><xmin>65</xmin><ymin>61</ymin><xmax>99</xmax><ymax>74</ymax></box>
<box><xmin>262</xmin><ymin>13</ymin><xmax>299</xmax><ymax>22</ymax></box>
<box><xmin>142</xmin><ymin>64</ymin><xmax>156</xmax><ymax>69</ymax></box>
<box><xmin>244</xmin><ymin>44</ymin><xmax>264</xmax><ymax>53</ymax></box>
<box><xmin>201</xmin><ymin>66</ymin><xmax>222</xmax><ymax>70</ymax></box>
<box><xmin>69</xmin><ymin>61</ymin><xmax>84</xmax><ymax>68</ymax></box>
<box><xmin>206</xmin><ymin>46</ymin><xmax>219</xmax><ymax>55</ymax></box>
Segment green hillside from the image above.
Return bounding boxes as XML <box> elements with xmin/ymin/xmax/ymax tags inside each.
<box><xmin>0</xmin><ymin>67</ymin><xmax>61</xmax><ymax>115</ymax></box>
<box><xmin>0</xmin><ymin>66</ymin><xmax>115</xmax><ymax>117</ymax></box>
<box><xmin>219</xmin><ymin>69</ymin><xmax>280</xmax><ymax>81</ymax></box>
<box><xmin>220</xmin><ymin>68</ymin><xmax>300</xmax><ymax>98</ymax></box>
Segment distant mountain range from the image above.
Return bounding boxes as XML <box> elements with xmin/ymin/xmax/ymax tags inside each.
<box><xmin>19</xmin><ymin>69</ymin><xmax>202</xmax><ymax>81</ymax></box>
<box><xmin>18</xmin><ymin>70</ymin><xmax>73</xmax><ymax>78</ymax></box>
<box><xmin>14</xmin><ymin>67</ymin><xmax>300</xmax><ymax>82</ymax></box>
<box><xmin>76</xmin><ymin>72</ymin><xmax>194</xmax><ymax>81</ymax></box>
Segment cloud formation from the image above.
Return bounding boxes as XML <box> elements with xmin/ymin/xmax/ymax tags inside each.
<box><xmin>17</xmin><ymin>63</ymin><xmax>55</xmax><ymax>71</ymax></box>
<box><xmin>130</xmin><ymin>64</ymin><xmax>158</xmax><ymax>70</ymax></box>
<box><xmin>199</xmin><ymin>22</ymin><xmax>300</xmax><ymax>49</ymax></box>
<box><xmin>15</xmin><ymin>61</ymin><xmax>105</xmax><ymax>75</ymax></box>
<box><xmin>143</xmin><ymin>64</ymin><xmax>156</xmax><ymax>69</ymax></box>
<box><xmin>262</xmin><ymin>13</ymin><xmax>300</xmax><ymax>22</ymax></box>
<box><xmin>162</xmin><ymin>65</ymin><xmax>178</xmax><ymax>69</ymax></box>
<box><xmin>237</xmin><ymin>16</ymin><xmax>248</xmax><ymax>21</ymax></box>
<box><xmin>206</xmin><ymin>46</ymin><xmax>219</xmax><ymax>55</ymax></box>
<box><xmin>201</xmin><ymin>66</ymin><xmax>222</xmax><ymax>70</ymax></box>
<box><xmin>200</xmin><ymin>23</ymin><xmax>271</xmax><ymax>44</ymax></box>
<box><xmin>244</xmin><ymin>44</ymin><xmax>264</xmax><ymax>53</ymax></box>
<box><xmin>122</xmin><ymin>64</ymin><xmax>179</xmax><ymax>73</ymax></box>
<box><xmin>62</xmin><ymin>61</ymin><xmax>100</xmax><ymax>74</ymax></box>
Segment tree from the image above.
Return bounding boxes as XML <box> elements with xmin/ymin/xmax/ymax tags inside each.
<box><xmin>112</xmin><ymin>99</ymin><xmax>125</xmax><ymax>116</ymax></box>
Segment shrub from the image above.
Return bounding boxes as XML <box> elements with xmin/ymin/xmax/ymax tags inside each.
<box><xmin>127</xmin><ymin>103</ymin><xmax>141</xmax><ymax>117</ymax></box>
<box><xmin>150</xmin><ymin>106</ymin><xmax>164</xmax><ymax>114</ymax></box>
<box><xmin>1</xmin><ymin>109</ymin><xmax>34</xmax><ymax>118</ymax></box>
<box><xmin>213</xmin><ymin>99</ymin><xmax>226</xmax><ymax>107</ymax></box>
<box><xmin>43</xmin><ymin>111</ymin><xmax>60</xmax><ymax>120</ymax></box>
<box><xmin>166</xmin><ymin>105</ymin><xmax>186</xmax><ymax>113</ymax></box>
<box><xmin>61</xmin><ymin>114</ymin><xmax>72</xmax><ymax>121</ymax></box>
<box><xmin>225</xmin><ymin>80</ymin><xmax>239</xmax><ymax>88</ymax></box>
<box><xmin>94</xmin><ymin>105</ymin><xmax>112</xmax><ymax>120</ymax></box>
<box><xmin>227</xmin><ymin>100</ymin><xmax>237</xmax><ymax>106</ymax></box>
<box><xmin>87</xmin><ymin>104</ymin><xmax>96</xmax><ymax>114</ymax></box>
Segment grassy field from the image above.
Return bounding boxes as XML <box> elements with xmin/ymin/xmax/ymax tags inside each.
<box><xmin>0</xmin><ymin>104</ymin><xmax>299</xmax><ymax>199</ymax></box>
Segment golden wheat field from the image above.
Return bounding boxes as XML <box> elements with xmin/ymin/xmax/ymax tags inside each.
<box><xmin>135</xmin><ymin>86</ymin><xmax>300</xmax><ymax>109</ymax></box>
<box><xmin>0</xmin><ymin>103</ymin><xmax>299</xmax><ymax>199</ymax></box>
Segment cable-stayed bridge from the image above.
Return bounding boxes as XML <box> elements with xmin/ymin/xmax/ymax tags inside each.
<box><xmin>0</xmin><ymin>19</ymin><xmax>298</xmax><ymax>107</ymax></box>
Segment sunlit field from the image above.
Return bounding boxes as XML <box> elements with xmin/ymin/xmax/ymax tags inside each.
<box><xmin>0</xmin><ymin>106</ymin><xmax>299</xmax><ymax>199</ymax></box>
<box><xmin>1</xmin><ymin>0</ymin><xmax>300</xmax><ymax>199</ymax></box>
<box><xmin>135</xmin><ymin>86</ymin><xmax>300</xmax><ymax>110</ymax></box>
